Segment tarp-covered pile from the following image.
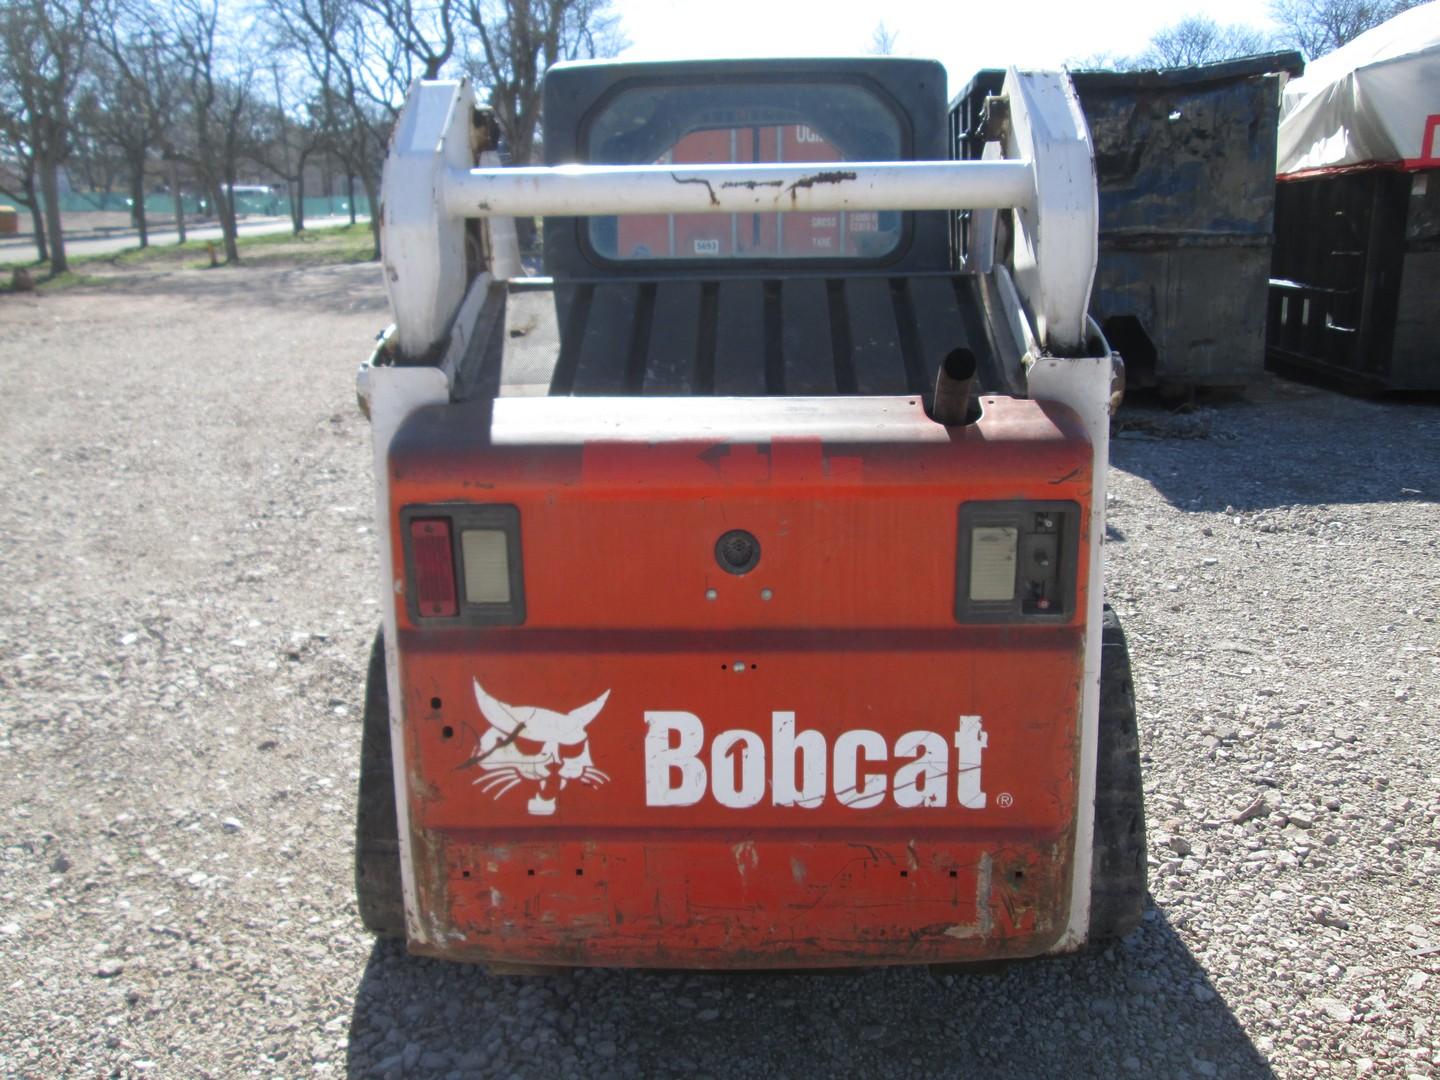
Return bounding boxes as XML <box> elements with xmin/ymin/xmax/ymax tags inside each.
<box><xmin>1276</xmin><ymin>0</ymin><xmax>1440</xmax><ymax>176</ymax></box>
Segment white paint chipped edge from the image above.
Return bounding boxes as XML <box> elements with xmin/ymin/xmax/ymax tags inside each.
<box><xmin>365</xmin><ymin>361</ymin><xmax>450</xmax><ymax>945</ymax></box>
<box><xmin>1027</xmin><ymin>349</ymin><xmax>1112</xmax><ymax>952</ymax></box>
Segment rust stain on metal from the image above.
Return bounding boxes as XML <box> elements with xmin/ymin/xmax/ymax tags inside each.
<box><xmin>786</xmin><ymin>170</ymin><xmax>858</xmax><ymax>201</ymax></box>
<box><xmin>411</xmin><ymin>824</ymin><xmax>454</xmax><ymax>945</ymax></box>
<box><xmin>943</xmin><ymin>852</ymin><xmax>994</xmax><ymax>939</ymax></box>
<box><xmin>408</xmin><ymin>764</ymin><xmax>440</xmax><ymax>803</ymax></box>
<box><xmin>670</xmin><ymin>172</ymin><xmax>720</xmax><ymax>207</ymax></box>
<box><xmin>720</xmin><ymin>179</ymin><xmax>784</xmax><ymax>191</ymax></box>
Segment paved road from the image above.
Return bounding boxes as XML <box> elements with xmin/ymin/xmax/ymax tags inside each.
<box><xmin>0</xmin><ymin>213</ymin><xmax>367</xmax><ymax>264</ymax></box>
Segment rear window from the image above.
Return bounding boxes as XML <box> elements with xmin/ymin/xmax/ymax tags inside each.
<box><xmin>585</xmin><ymin>81</ymin><xmax>905</xmax><ymax>262</ymax></box>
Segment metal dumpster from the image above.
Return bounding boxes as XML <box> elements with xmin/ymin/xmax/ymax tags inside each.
<box><xmin>1268</xmin><ymin>171</ymin><xmax>1440</xmax><ymax>390</ymax></box>
<box><xmin>954</xmin><ymin>53</ymin><xmax>1303</xmax><ymax>395</ymax></box>
<box><xmin>1267</xmin><ymin>5</ymin><xmax>1440</xmax><ymax>391</ymax></box>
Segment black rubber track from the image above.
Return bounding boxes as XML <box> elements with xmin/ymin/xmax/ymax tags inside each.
<box><xmin>1089</xmin><ymin>605</ymin><xmax>1148</xmax><ymax>941</ymax></box>
<box><xmin>355</xmin><ymin>629</ymin><xmax>405</xmax><ymax>938</ymax></box>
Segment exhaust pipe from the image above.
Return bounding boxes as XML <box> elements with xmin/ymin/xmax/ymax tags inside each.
<box><xmin>930</xmin><ymin>347</ymin><xmax>978</xmax><ymax>426</ymax></box>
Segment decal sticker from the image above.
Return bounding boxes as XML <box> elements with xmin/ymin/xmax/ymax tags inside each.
<box><xmin>644</xmin><ymin>711</ymin><xmax>987</xmax><ymax>810</ymax></box>
<box><xmin>469</xmin><ymin>681</ymin><xmax>610</xmax><ymax>816</ymax></box>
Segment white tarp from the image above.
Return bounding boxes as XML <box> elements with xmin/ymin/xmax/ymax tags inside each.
<box><xmin>1276</xmin><ymin>0</ymin><xmax>1440</xmax><ymax>176</ymax></box>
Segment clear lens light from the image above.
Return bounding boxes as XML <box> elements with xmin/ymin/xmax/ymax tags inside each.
<box><xmin>462</xmin><ymin>529</ymin><xmax>511</xmax><ymax>603</ymax></box>
<box><xmin>969</xmin><ymin>526</ymin><xmax>1018</xmax><ymax>602</ymax></box>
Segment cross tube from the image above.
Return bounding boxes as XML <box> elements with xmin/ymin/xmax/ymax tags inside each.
<box><xmin>440</xmin><ymin>160</ymin><xmax>1037</xmax><ymax>219</ymax></box>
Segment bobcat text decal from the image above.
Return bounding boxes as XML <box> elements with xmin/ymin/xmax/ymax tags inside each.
<box><xmin>644</xmin><ymin>712</ymin><xmax>987</xmax><ymax>810</ymax></box>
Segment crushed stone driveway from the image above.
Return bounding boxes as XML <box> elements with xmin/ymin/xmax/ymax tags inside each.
<box><xmin>0</xmin><ymin>262</ymin><xmax>1437</xmax><ymax>1079</ymax></box>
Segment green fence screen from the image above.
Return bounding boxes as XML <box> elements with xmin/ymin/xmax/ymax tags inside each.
<box><xmin>51</xmin><ymin>192</ymin><xmax>372</xmax><ymax>219</ymax></box>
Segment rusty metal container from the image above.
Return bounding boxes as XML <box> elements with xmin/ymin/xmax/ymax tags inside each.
<box><xmin>1268</xmin><ymin>167</ymin><xmax>1440</xmax><ymax>391</ymax></box>
<box><xmin>955</xmin><ymin>54</ymin><xmax>1304</xmax><ymax>395</ymax></box>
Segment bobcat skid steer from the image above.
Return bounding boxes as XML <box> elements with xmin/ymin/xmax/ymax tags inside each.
<box><xmin>354</xmin><ymin>58</ymin><xmax>1145</xmax><ymax>970</ymax></box>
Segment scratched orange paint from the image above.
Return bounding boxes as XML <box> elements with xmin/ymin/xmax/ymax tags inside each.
<box><xmin>388</xmin><ymin>397</ymin><xmax>1092</xmax><ymax>967</ymax></box>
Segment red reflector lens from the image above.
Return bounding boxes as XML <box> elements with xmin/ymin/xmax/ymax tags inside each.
<box><xmin>410</xmin><ymin>519</ymin><xmax>457</xmax><ymax>617</ymax></box>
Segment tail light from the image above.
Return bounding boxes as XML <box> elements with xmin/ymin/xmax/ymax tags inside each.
<box><xmin>955</xmin><ymin>501</ymin><xmax>1079</xmax><ymax>623</ymax></box>
<box><xmin>410</xmin><ymin>519</ymin><xmax>459</xmax><ymax>616</ymax></box>
<box><xmin>401</xmin><ymin>505</ymin><xmax>525</xmax><ymax>625</ymax></box>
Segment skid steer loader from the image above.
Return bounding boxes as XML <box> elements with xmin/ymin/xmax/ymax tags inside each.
<box><xmin>354</xmin><ymin>57</ymin><xmax>1144</xmax><ymax>969</ymax></box>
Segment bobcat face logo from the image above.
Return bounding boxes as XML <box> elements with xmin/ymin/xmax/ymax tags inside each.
<box><xmin>470</xmin><ymin>681</ymin><xmax>610</xmax><ymax>816</ymax></box>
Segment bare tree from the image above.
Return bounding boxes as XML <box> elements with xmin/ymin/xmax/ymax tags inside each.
<box><xmin>265</xmin><ymin>0</ymin><xmax>416</xmax><ymax>256</ymax></box>
<box><xmin>0</xmin><ymin>0</ymin><xmax>92</xmax><ymax>274</ymax></box>
<box><xmin>1072</xmin><ymin>16</ymin><xmax>1274</xmax><ymax>70</ymax></box>
<box><xmin>1139</xmin><ymin>16</ymin><xmax>1270</xmax><ymax>67</ymax></box>
<box><xmin>1269</xmin><ymin>0</ymin><xmax>1424</xmax><ymax>57</ymax></box>
<box><xmin>254</xmin><ymin>62</ymin><xmax>324</xmax><ymax>234</ymax></box>
<box><xmin>868</xmin><ymin>21</ymin><xmax>898</xmax><ymax>56</ymax></box>
<box><xmin>77</xmin><ymin>46</ymin><xmax>158</xmax><ymax>245</ymax></box>
<box><xmin>268</xmin><ymin>0</ymin><xmax>620</xmax><ymax>259</ymax></box>
<box><xmin>0</xmin><ymin>107</ymin><xmax>49</xmax><ymax>260</ymax></box>
<box><xmin>66</xmin><ymin>92</ymin><xmax>126</xmax><ymax>195</ymax></box>
<box><xmin>356</xmin><ymin>0</ymin><xmax>456</xmax><ymax>79</ymax></box>
<box><xmin>1068</xmin><ymin>50</ymin><xmax>1131</xmax><ymax>70</ymax></box>
<box><xmin>88</xmin><ymin>5</ymin><xmax>180</xmax><ymax>248</ymax></box>
<box><xmin>462</xmin><ymin>0</ymin><xmax>625</xmax><ymax>165</ymax></box>
<box><xmin>169</xmin><ymin>0</ymin><xmax>260</xmax><ymax>263</ymax></box>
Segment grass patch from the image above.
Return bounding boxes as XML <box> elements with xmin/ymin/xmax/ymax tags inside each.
<box><xmin>3</xmin><ymin>221</ymin><xmax>377</xmax><ymax>279</ymax></box>
<box><xmin>105</xmin><ymin>221</ymin><xmax>377</xmax><ymax>268</ymax></box>
<box><xmin>229</xmin><ymin>223</ymin><xmax>377</xmax><ymax>266</ymax></box>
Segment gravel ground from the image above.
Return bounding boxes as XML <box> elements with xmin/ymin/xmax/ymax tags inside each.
<box><xmin>0</xmin><ymin>262</ymin><xmax>1437</xmax><ymax>1080</ymax></box>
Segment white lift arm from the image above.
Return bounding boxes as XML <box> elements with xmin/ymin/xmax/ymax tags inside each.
<box><xmin>440</xmin><ymin>160</ymin><xmax>1038</xmax><ymax>218</ymax></box>
<box><xmin>379</xmin><ymin>69</ymin><xmax>1097</xmax><ymax>363</ymax></box>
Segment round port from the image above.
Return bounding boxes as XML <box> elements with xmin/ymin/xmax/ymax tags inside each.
<box><xmin>715</xmin><ymin>530</ymin><xmax>761</xmax><ymax>575</ymax></box>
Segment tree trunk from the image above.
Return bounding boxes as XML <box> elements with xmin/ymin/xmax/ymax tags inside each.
<box><xmin>25</xmin><ymin>180</ymin><xmax>49</xmax><ymax>263</ymax></box>
<box><xmin>169</xmin><ymin>159</ymin><xmax>186</xmax><ymax>243</ymax></box>
<box><xmin>294</xmin><ymin>168</ymin><xmax>306</xmax><ymax>233</ymax></box>
<box><xmin>213</xmin><ymin>182</ymin><xmax>240</xmax><ymax>263</ymax></box>
<box><xmin>271</xmin><ymin>66</ymin><xmax>299</xmax><ymax>236</ymax></box>
<box><xmin>360</xmin><ymin>171</ymin><xmax>380</xmax><ymax>259</ymax></box>
<box><xmin>39</xmin><ymin>155</ymin><xmax>68</xmax><ymax>274</ymax></box>
<box><xmin>347</xmin><ymin>173</ymin><xmax>357</xmax><ymax>225</ymax></box>
<box><xmin>130</xmin><ymin>162</ymin><xmax>149</xmax><ymax>249</ymax></box>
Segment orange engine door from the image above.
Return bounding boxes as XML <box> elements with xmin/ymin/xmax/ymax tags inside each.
<box><xmin>387</xmin><ymin>395</ymin><xmax>1092</xmax><ymax>968</ymax></box>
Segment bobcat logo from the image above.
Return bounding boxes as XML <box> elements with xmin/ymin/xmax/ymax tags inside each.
<box><xmin>470</xmin><ymin>681</ymin><xmax>611</xmax><ymax>816</ymax></box>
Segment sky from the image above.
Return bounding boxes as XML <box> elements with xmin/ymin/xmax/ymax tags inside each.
<box><xmin>609</xmin><ymin>0</ymin><xmax>1283</xmax><ymax>94</ymax></box>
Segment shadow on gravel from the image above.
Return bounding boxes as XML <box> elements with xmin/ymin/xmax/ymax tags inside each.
<box><xmin>1110</xmin><ymin>384</ymin><xmax>1440</xmax><ymax>513</ymax></box>
<box><xmin>94</xmin><ymin>262</ymin><xmax>390</xmax><ymax>317</ymax></box>
<box><xmin>344</xmin><ymin>905</ymin><xmax>1272</xmax><ymax>1080</ymax></box>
